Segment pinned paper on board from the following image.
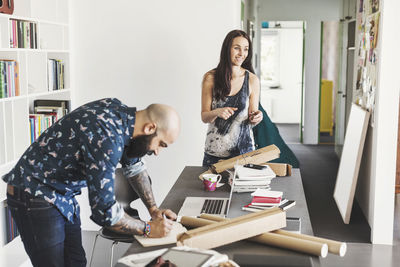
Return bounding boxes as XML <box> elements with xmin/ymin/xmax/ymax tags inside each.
<box><xmin>354</xmin><ymin>0</ymin><xmax>380</xmax><ymax>123</ymax></box>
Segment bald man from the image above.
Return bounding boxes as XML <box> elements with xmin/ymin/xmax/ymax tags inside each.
<box><xmin>2</xmin><ymin>98</ymin><xmax>180</xmax><ymax>267</ymax></box>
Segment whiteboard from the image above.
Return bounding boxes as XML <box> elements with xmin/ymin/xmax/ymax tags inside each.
<box><xmin>334</xmin><ymin>103</ymin><xmax>370</xmax><ymax>224</ymax></box>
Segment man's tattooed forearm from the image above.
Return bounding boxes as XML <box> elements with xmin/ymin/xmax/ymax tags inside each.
<box><xmin>127</xmin><ymin>170</ymin><xmax>157</xmax><ymax>210</ymax></box>
<box><xmin>106</xmin><ymin>213</ymin><xmax>145</xmax><ymax>235</ymax></box>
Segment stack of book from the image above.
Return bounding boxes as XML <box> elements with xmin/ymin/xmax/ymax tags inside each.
<box><xmin>34</xmin><ymin>99</ymin><xmax>69</xmax><ymax>118</ymax></box>
<box><xmin>29</xmin><ymin>100</ymin><xmax>70</xmax><ymax>143</ymax></box>
<box><xmin>242</xmin><ymin>189</ymin><xmax>296</xmax><ymax>212</ymax></box>
<box><xmin>233</xmin><ymin>164</ymin><xmax>276</xmax><ymax>192</ymax></box>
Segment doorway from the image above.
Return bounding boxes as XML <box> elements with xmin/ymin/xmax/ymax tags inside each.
<box><xmin>335</xmin><ymin>20</ymin><xmax>356</xmax><ymax>156</ymax></box>
<box><xmin>319</xmin><ymin>21</ymin><xmax>341</xmax><ymax>145</ymax></box>
<box><xmin>259</xmin><ymin>21</ymin><xmax>305</xmax><ymax>144</ymax></box>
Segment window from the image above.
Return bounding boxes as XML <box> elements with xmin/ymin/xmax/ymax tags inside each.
<box><xmin>260</xmin><ymin>30</ymin><xmax>280</xmax><ymax>88</ymax></box>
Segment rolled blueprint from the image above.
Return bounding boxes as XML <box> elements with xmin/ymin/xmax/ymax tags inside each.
<box><xmin>181</xmin><ymin>215</ymin><xmax>328</xmax><ymax>258</ymax></box>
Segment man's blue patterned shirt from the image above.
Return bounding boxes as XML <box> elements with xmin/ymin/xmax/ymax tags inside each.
<box><xmin>2</xmin><ymin>98</ymin><xmax>145</xmax><ymax>226</ymax></box>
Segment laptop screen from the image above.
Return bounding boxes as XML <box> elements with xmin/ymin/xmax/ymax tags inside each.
<box><xmin>225</xmin><ymin>164</ymin><xmax>238</xmax><ymax>217</ymax></box>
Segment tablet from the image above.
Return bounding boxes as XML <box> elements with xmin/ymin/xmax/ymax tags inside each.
<box><xmin>159</xmin><ymin>249</ymin><xmax>214</xmax><ymax>267</ymax></box>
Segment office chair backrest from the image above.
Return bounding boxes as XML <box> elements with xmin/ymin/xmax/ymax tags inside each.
<box><xmin>114</xmin><ymin>168</ymin><xmax>138</xmax><ymax>211</ymax></box>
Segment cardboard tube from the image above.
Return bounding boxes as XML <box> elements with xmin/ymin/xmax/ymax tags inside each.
<box><xmin>251</xmin><ymin>232</ymin><xmax>328</xmax><ymax>258</ymax></box>
<box><xmin>274</xmin><ymin>230</ymin><xmax>347</xmax><ymax>257</ymax></box>
<box><xmin>200</xmin><ymin>214</ymin><xmax>225</xmax><ymax>222</ymax></box>
<box><xmin>199</xmin><ymin>214</ymin><xmax>346</xmax><ymax>257</ymax></box>
<box><xmin>178</xmin><ymin>209</ymin><xmax>286</xmax><ymax>250</ymax></box>
<box><xmin>211</xmin><ymin>145</ymin><xmax>280</xmax><ymax>173</ymax></box>
<box><xmin>180</xmin><ymin>216</ymin><xmax>218</xmax><ymax>228</ymax></box>
<box><xmin>181</xmin><ymin>216</ymin><xmax>328</xmax><ymax>258</ymax></box>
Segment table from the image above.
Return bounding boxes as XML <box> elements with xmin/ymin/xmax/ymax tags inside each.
<box><xmin>116</xmin><ymin>166</ymin><xmax>320</xmax><ymax>266</ymax></box>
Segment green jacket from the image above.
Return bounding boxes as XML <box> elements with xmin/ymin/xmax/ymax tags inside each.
<box><xmin>252</xmin><ymin>104</ymin><xmax>299</xmax><ymax>168</ymax></box>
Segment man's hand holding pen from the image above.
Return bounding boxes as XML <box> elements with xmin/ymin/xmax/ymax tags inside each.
<box><xmin>147</xmin><ymin>208</ymin><xmax>177</xmax><ymax>238</ymax></box>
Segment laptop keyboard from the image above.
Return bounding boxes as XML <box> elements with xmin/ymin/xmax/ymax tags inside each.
<box><xmin>201</xmin><ymin>199</ymin><xmax>224</xmax><ymax>214</ymax></box>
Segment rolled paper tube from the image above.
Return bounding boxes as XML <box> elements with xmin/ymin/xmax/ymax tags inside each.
<box><xmin>180</xmin><ymin>216</ymin><xmax>217</xmax><ymax>228</ymax></box>
<box><xmin>251</xmin><ymin>232</ymin><xmax>328</xmax><ymax>258</ymax></box>
<box><xmin>200</xmin><ymin>214</ymin><xmax>225</xmax><ymax>222</ymax></box>
<box><xmin>199</xmin><ymin>214</ymin><xmax>346</xmax><ymax>257</ymax></box>
<box><xmin>181</xmin><ymin>216</ymin><xmax>328</xmax><ymax>258</ymax></box>
<box><xmin>274</xmin><ymin>230</ymin><xmax>347</xmax><ymax>257</ymax></box>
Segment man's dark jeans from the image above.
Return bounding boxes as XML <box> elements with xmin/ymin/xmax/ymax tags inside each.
<box><xmin>6</xmin><ymin>186</ymin><xmax>86</xmax><ymax>267</ymax></box>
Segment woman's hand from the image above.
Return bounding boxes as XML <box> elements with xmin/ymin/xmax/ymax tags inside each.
<box><xmin>215</xmin><ymin>107</ymin><xmax>238</xmax><ymax>120</ymax></box>
<box><xmin>248</xmin><ymin>110</ymin><xmax>263</xmax><ymax>125</ymax></box>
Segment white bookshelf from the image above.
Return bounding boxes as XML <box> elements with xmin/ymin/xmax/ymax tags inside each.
<box><xmin>0</xmin><ymin>1</ymin><xmax>71</xmax><ymax>260</ymax></box>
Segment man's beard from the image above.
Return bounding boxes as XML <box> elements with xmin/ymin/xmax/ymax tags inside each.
<box><xmin>125</xmin><ymin>133</ymin><xmax>157</xmax><ymax>158</ymax></box>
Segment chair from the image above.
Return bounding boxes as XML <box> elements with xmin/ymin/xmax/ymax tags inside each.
<box><xmin>89</xmin><ymin>168</ymin><xmax>140</xmax><ymax>267</ymax></box>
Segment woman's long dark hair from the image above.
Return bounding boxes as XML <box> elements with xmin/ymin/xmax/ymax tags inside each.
<box><xmin>214</xmin><ymin>30</ymin><xmax>254</xmax><ymax>101</ymax></box>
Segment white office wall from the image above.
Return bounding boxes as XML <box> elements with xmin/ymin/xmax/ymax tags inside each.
<box><xmin>70</xmin><ymin>0</ymin><xmax>241</xmax><ymax>229</ymax></box>
<box><xmin>355</xmin><ymin>0</ymin><xmax>400</xmax><ymax>244</ymax></box>
<box><xmin>255</xmin><ymin>0</ymin><xmax>342</xmax><ymax>144</ymax></box>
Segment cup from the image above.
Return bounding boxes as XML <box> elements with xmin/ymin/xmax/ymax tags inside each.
<box><xmin>202</xmin><ymin>174</ymin><xmax>222</xmax><ymax>192</ymax></box>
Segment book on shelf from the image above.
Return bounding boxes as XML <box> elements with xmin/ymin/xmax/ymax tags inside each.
<box><xmin>4</xmin><ymin>202</ymin><xmax>19</xmax><ymax>244</ymax></box>
<box><xmin>34</xmin><ymin>99</ymin><xmax>70</xmax><ymax>117</ymax></box>
<box><xmin>29</xmin><ymin>100</ymin><xmax>70</xmax><ymax>143</ymax></box>
<box><xmin>9</xmin><ymin>19</ymin><xmax>37</xmax><ymax>49</ymax></box>
<box><xmin>48</xmin><ymin>59</ymin><xmax>65</xmax><ymax>91</ymax></box>
<box><xmin>29</xmin><ymin>114</ymin><xmax>53</xmax><ymax>143</ymax></box>
<box><xmin>0</xmin><ymin>60</ymin><xmax>20</xmax><ymax>99</ymax></box>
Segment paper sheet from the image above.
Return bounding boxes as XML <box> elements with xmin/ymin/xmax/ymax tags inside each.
<box><xmin>236</xmin><ymin>164</ymin><xmax>276</xmax><ymax>179</ymax></box>
<box><xmin>134</xmin><ymin>222</ymin><xmax>187</xmax><ymax>247</ymax></box>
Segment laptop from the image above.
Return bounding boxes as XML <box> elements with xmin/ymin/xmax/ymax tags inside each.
<box><xmin>177</xmin><ymin>166</ymin><xmax>237</xmax><ymax>218</ymax></box>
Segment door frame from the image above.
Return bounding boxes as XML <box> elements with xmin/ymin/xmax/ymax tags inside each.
<box><xmin>300</xmin><ymin>21</ymin><xmax>306</xmax><ymax>143</ymax></box>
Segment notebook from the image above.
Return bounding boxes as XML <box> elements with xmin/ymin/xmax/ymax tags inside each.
<box><xmin>235</xmin><ymin>164</ymin><xmax>276</xmax><ymax>180</ymax></box>
<box><xmin>177</xmin><ymin>166</ymin><xmax>237</xmax><ymax>217</ymax></box>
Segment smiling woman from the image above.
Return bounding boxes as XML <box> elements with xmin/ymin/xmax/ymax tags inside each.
<box><xmin>201</xmin><ymin>30</ymin><xmax>263</xmax><ymax>167</ymax></box>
